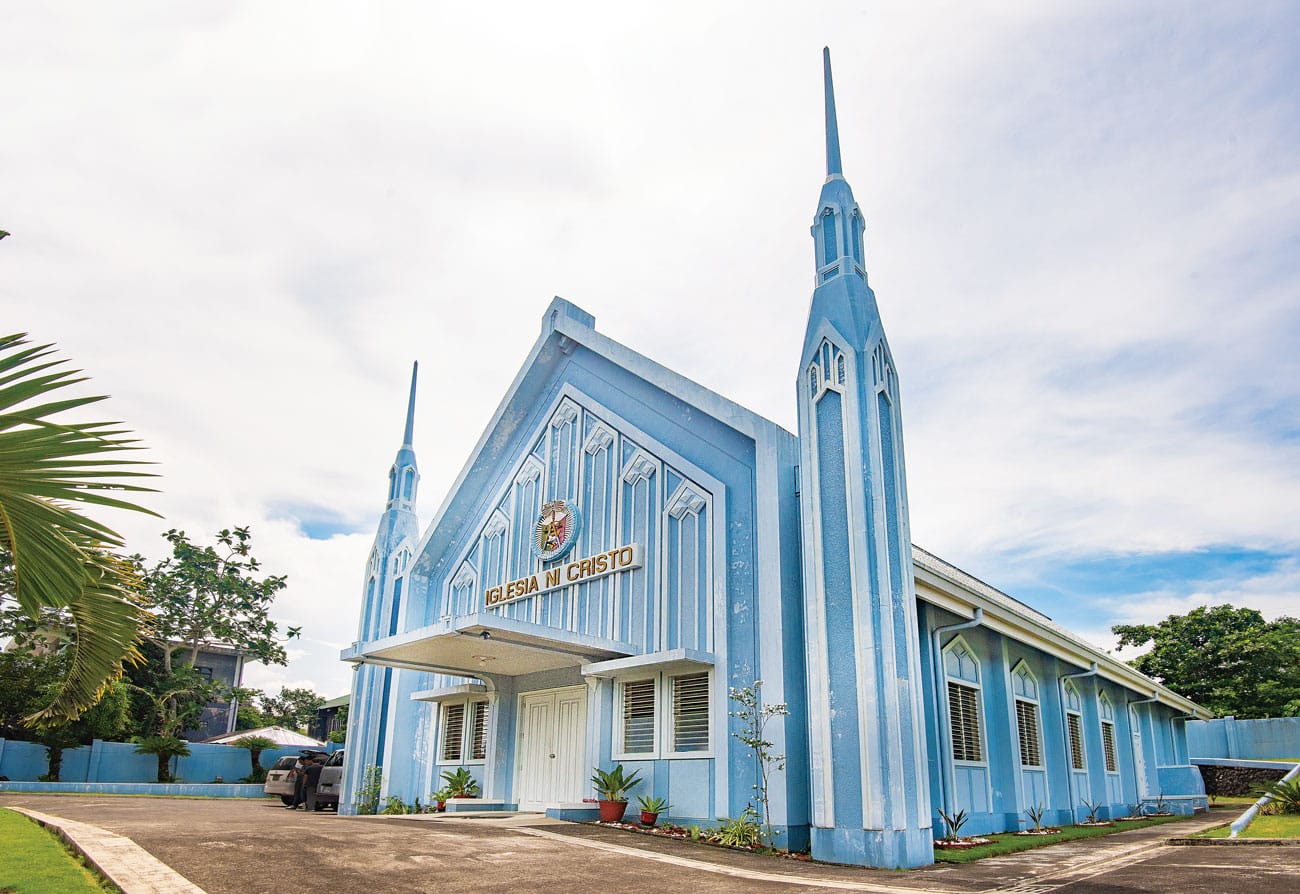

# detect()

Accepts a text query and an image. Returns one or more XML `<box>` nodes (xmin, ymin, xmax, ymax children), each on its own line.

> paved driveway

<box><xmin>1</xmin><ymin>795</ymin><xmax>1293</xmax><ymax>894</ymax></box>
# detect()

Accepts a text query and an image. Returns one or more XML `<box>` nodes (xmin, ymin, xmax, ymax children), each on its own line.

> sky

<box><xmin>3</xmin><ymin>2</ymin><xmax>1298</xmax><ymax>704</ymax></box>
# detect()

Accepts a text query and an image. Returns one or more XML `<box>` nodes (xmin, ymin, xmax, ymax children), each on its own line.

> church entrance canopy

<box><xmin>341</xmin><ymin>612</ymin><xmax>634</xmax><ymax>678</ymax></box>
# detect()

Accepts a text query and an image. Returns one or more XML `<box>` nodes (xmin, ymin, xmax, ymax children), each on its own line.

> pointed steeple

<box><xmin>823</xmin><ymin>47</ymin><xmax>842</xmax><ymax>177</ymax></box>
<box><xmin>796</xmin><ymin>49</ymin><xmax>933</xmax><ymax>869</ymax></box>
<box><xmin>384</xmin><ymin>363</ymin><xmax>420</xmax><ymax>514</ymax></box>
<box><xmin>806</xmin><ymin>48</ymin><xmax>875</xmax><ymax>352</ymax></box>
<box><xmin>402</xmin><ymin>361</ymin><xmax>418</xmax><ymax>448</ymax></box>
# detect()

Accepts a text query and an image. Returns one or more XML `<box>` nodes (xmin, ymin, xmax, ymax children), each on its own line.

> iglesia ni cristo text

<box><xmin>340</xmin><ymin>49</ymin><xmax>1210</xmax><ymax>869</ymax></box>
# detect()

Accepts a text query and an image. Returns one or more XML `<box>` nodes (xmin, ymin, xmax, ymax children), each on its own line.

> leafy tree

<box><xmin>0</xmin><ymin>334</ymin><xmax>157</xmax><ymax>723</ymax></box>
<box><xmin>0</xmin><ymin>559</ymin><xmax>132</xmax><ymax>779</ymax></box>
<box><xmin>326</xmin><ymin>704</ymin><xmax>348</xmax><ymax>744</ymax></box>
<box><xmin>133</xmin><ymin>735</ymin><xmax>191</xmax><ymax>783</ymax></box>
<box><xmin>36</xmin><ymin>678</ymin><xmax>131</xmax><ymax>781</ymax></box>
<box><xmin>1113</xmin><ymin>605</ymin><xmax>1300</xmax><ymax>719</ymax></box>
<box><xmin>137</xmin><ymin>527</ymin><xmax>297</xmax><ymax>676</ymax></box>
<box><xmin>260</xmin><ymin>686</ymin><xmax>324</xmax><ymax>732</ymax></box>
<box><xmin>129</xmin><ymin>527</ymin><xmax>299</xmax><ymax>736</ymax></box>
<box><xmin>231</xmin><ymin>687</ymin><xmax>267</xmax><ymax>731</ymax></box>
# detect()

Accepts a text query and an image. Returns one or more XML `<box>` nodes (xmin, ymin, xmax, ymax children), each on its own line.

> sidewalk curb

<box><xmin>1167</xmin><ymin>836</ymin><xmax>1300</xmax><ymax>846</ymax></box>
<box><xmin>10</xmin><ymin>806</ymin><xmax>208</xmax><ymax>894</ymax></box>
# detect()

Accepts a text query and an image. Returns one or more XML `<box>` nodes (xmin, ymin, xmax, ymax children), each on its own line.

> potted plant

<box><xmin>431</xmin><ymin>786</ymin><xmax>451</xmax><ymax>812</ymax></box>
<box><xmin>441</xmin><ymin>767</ymin><xmax>481</xmax><ymax>799</ymax></box>
<box><xmin>590</xmin><ymin>763</ymin><xmax>643</xmax><ymax>823</ymax></box>
<box><xmin>637</xmin><ymin>794</ymin><xmax>670</xmax><ymax>827</ymax></box>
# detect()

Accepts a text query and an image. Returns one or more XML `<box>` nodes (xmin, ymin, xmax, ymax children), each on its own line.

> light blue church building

<box><xmin>340</xmin><ymin>50</ymin><xmax>1209</xmax><ymax>868</ymax></box>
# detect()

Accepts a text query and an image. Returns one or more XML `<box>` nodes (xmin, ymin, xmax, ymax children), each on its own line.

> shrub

<box><xmin>716</xmin><ymin>806</ymin><xmax>763</xmax><ymax>849</ymax></box>
<box><xmin>1256</xmin><ymin>778</ymin><xmax>1300</xmax><ymax>815</ymax></box>
<box><xmin>937</xmin><ymin>807</ymin><xmax>969</xmax><ymax>841</ymax></box>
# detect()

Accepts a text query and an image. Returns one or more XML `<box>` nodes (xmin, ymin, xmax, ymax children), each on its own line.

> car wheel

<box><xmin>280</xmin><ymin>796</ymin><xmax>295</xmax><ymax>806</ymax></box>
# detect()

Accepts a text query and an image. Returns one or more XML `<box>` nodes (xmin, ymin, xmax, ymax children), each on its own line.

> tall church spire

<box><xmin>824</xmin><ymin>47</ymin><xmax>842</xmax><ymax>177</ymax></box>
<box><xmin>796</xmin><ymin>48</ymin><xmax>933</xmax><ymax>870</ymax></box>
<box><xmin>385</xmin><ymin>363</ymin><xmax>420</xmax><ymax>514</ymax></box>
<box><xmin>402</xmin><ymin>361</ymin><xmax>418</xmax><ymax>448</ymax></box>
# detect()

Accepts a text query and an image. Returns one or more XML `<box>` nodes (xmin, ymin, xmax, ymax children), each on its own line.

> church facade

<box><xmin>339</xmin><ymin>50</ymin><xmax>1209</xmax><ymax>869</ymax></box>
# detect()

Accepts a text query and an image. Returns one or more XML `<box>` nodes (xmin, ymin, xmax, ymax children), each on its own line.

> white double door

<box><xmin>515</xmin><ymin>685</ymin><xmax>588</xmax><ymax>812</ymax></box>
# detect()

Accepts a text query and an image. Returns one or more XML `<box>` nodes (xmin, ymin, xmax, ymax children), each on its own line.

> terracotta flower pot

<box><xmin>640</xmin><ymin>811</ymin><xmax>659</xmax><ymax>827</ymax></box>
<box><xmin>598</xmin><ymin>799</ymin><xmax>628</xmax><ymax>823</ymax></box>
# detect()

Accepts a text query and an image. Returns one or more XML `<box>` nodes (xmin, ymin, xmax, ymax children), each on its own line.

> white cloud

<box><xmin>3</xmin><ymin>3</ymin><xmax>1297</xmax><ymax>697</ymax></box>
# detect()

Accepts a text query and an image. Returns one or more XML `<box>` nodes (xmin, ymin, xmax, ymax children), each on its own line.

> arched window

<box><xmin>1098</xmin><ymin>692</ymin><xmax>1118</xmax><ymax>773</ymax></box>
<box><xmin>943</xmin><ymin>636</ymin><xmax>984</xmax><ymax>763</ymax></box>
<box><xmin>1063</xmin><ymin>680</ymin><xmax>1086</xmax><ymax>770</ymax></box>
<box><xmin>1011</xmin><ymin>661</ymin><xmax>1043</xmax><ymax>767</ymax></box>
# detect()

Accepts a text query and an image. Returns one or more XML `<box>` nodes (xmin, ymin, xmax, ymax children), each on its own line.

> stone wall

<box><xmin>1198</xmin><ymin>764</ymin><xmax>1287</xmax><ymax>798</ymax></box>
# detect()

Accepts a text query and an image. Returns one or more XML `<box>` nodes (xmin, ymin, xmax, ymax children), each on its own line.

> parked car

<box><xmin>263</xmin><ymin>750</ymin><xmax>328</xmax><ymax>805</ymax></box>
<box><xmin>313</xmin><ymin>749</ymin><xmax>345</xmax><ymax>810</ymax></box>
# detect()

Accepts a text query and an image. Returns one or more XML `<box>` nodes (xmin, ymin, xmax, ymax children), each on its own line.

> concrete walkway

<box><xmin>11</xmin><ymin>806</ymin><xmax>207</xmax><ymax>894</ymax></box>
<box><xmin>1</xmin><ymin>796</ymin><xmax>1289</xmax><ymax>894</ymax></box>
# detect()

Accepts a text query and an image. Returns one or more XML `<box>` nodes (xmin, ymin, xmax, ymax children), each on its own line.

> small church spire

<box><xmin>402</xmin><ymin>361</ymin><xmax>418</xmax><ymax>448</ymax></box>
<box><xmin>823</xmin><ymin>47</ymin><xmax>842</xmax><ymax>177</ymax></box>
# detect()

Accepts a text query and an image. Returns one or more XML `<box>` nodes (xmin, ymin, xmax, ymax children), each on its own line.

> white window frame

<box><xmin>611</xmin><ymin>668</ymin><xmax>714</xmax><ymax>761</ymax></box>
<box><xmin>1010</xmin><ymin>660</ymin><xmax>1043</xmax><ymax>769</ymax></box>
<box><xmin>942</xmin><ymin>636</ymin><xmax>987</xmax><ymax>766</ymax></box>
<box><xmin>437</xmin><ymin>699</ymin><xmax>489</xmax><ymax>766</ymax></box>
<box><xmin>613</xmin><ymin>677</ymin><xmax>659</xmax><ymax>760</ymax></box>
<box><xmin>1098</xmin><ymin>692</ymin><xmax>1119</xmax><ymax>775</ymax></box>
<box><xmin>1062</xmin><ymin>679</ymin><xmax>1086</xmax><ymax>771</ymax></box>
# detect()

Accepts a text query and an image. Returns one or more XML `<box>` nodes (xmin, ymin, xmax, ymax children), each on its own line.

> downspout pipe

<box><xmin>931</xmin><ymin>607</ymin><xmax>984</xmax><ymax>815</ymax></box>
<box><xmin>1059</xmin><ymin>661</ymin><xmax>1099</xmax><ymax>824</ymax></box>
<box><xmin>1127</xmin><ymin>692</ymin><xmax>1160</xmax><ymax>805</ymax></box>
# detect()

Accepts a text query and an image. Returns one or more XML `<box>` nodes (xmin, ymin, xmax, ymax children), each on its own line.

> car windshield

<box><xmin>326</xmin><ymin>751</ymin><xmax>345</xmax><ymax>767</ymax></box>
<box><xmin>271</xmin><ymin>757</ymin><xmax>296</xmax><ymax>770</ymax></box>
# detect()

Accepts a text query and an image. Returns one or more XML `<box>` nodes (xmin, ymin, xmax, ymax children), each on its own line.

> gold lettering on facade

<box><xmin>484</xmin><ymin>543</ymin><xmax>643</xmax><ymax>608</ymax></box>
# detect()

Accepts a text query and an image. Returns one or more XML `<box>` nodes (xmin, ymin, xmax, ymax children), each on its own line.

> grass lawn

<box><xmin>933</xmin><ymin>815</ymin><xmax>1187</xmax><ymax>863</ymax></box>
<box><xmin>1209</xmin><ymin>795</ymin><xmax>1261</xmax><ymax>808</ymax></box>
<box><xmin>0</xmin><ymin>808</ymin><xmax>116</xmax><ymax>893</ymax></box>
<box><xmin>1199</xmin><ymin>814</ymin><xmax>1300</xmax><ymax>839</ymax></box>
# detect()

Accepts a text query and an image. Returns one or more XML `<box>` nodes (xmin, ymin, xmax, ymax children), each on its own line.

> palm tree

<box><xmin>133</xmin><ymin>734</ymin><xmax>192</xmax><ymax>782</ymax></box>
<box><xmin>0</xmin><ymin>333</ymin><xmax>158</xmax><ymax>723</ymax></box>
<box><xmin>231</xmin><ymin>734</ymin><xmax>276</xmax><ymax>783</ymax></box>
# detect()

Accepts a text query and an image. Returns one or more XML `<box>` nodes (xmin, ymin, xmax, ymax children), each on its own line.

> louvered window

<box><xmin>1101</xmin><ymin>720</ymin><xmax>1117</xmax><ymax>772</ymax></box>
<box><xmin>947</xmin><ymin>682</ymin><xmax>982</xmax><ymax>762</ymax></box>
<box><xmin>671</xmin><ymin>673</ymin><xmax>709</xmax><ymax>753</ymax></box>
<box><xmin>1015</xmin><ymin>698</ymin><xmax>1042</xmax><ymax>766</ymax></box>
<box><xmin>1067</xmin><ymin>713</ymin><xmax>1086</xmax><ymax>770</ymax></box>
<box><xmin>621</xmin><ymin>679</ymin><xmax>656</xmax><ymax>754</ymax></box>
<box><xmin>441</xmin><ymin>703</ymin><xmax>465</xmax><ymax>763</ymax></box>
<box><xmin>469</xmin><ymin>701</ymin><xmax>489</xmax><ymax>761</ymax></box>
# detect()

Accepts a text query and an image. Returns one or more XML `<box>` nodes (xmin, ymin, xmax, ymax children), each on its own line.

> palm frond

<box><xmin>0</xmin><ymin>332</ymin><xmax>159</xmax><ymax>722</ymax></box>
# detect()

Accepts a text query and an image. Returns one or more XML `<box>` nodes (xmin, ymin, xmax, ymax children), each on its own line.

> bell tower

<box><xmin>796</xmin><ymin>48</ymin><xmax>933</xmax><ymax>868</ymax></box>
<box><xmin>341</xmin><ymin>362</ymin><xmax>422</xmax><ymax>813</ymax></box>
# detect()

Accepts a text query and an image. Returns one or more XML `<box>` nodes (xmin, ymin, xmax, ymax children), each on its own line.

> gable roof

<box><xmin>413</xmin><ymin>297</ymin><xmax>794</xmax><ymax>580</ymax></box>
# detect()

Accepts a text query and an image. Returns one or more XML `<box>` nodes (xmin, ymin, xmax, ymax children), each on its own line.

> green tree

<box><xmin>260</xmin><ymin>686</ymin><xmax>324</xmax><ymax>732</ymax></box>
<box><xmin>131</xmin><ymin>527</ymin><xmax>299</xmax><ymax>736</ymax></box>
<box><xmin>231</xmin><ymin>687</ymin><xmax>267</xmax><ymax>731</ymax></box>
<box><xmin>230</xmin><ymin>734</ymin><xmax>275</xmax><ymax>783</ymax></box>
<box><xmin>138</xmin><ymin>527</ymin><xmax>297</xmax><ymax>676</ymax></box>
<box><xmin>0</xmin><ymin>334</ymin><xmax>157</xmax><ymax>723</ymax></box>
<box><xmin>1113</xmin><ymin>604</ymin><xmax>1300</xmax><ymax>719</ymax></box>
<box><xmin>132</xmin><ymin>735</ymin><xmax>191</xmax><ymax>783</ymax></box>
<box><xmin>0</xmin><ymin>556</ymin><xmax>132</xmax><ymax>779</ymax></box>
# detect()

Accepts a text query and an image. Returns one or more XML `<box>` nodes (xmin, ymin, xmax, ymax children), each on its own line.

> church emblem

<box><xmin>532</xmin><ymin>499</ymin><xmax>582</xmax><ymax>561</ymax></box>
